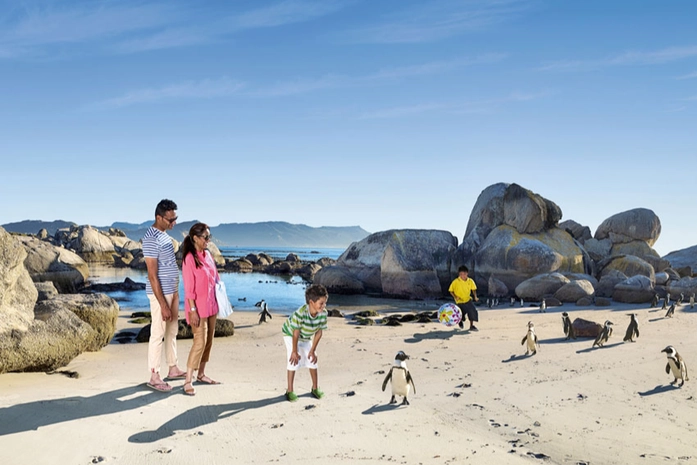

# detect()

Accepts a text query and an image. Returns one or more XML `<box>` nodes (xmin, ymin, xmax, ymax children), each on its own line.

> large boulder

<box><xmin>298</xmin><ymin>263</ymin><xmax>322</xmax><ymax>281</ymax></box>
<box><xmin>663</xmin><ymin>245</ymin><xmax>697</xmax><ymax>272</ymax></box>
<box><xmin>0</xmin><ymin>228</ymin><xmax>37</xmax><ymax>335</ymax></box>
<box><xmin>572</xmin><ymin>318</ymin><xmax>602</xmax><ymax>338</ymax></box>
<box><xmin>16</xmin><ymin>235</ymin><xmax>89</xmax><ymax>292</ymax></box>
<box><xmin>515</xmin><ymin>272</ymin><xmax>570</xmax><ymax>301</ymax></box>
<box><xmin>554</xmin><ymin>279</ymin><xmax>595</xmax><ymax>303</ymax></box>
<box><xmin>583</xmin><ymin>238</ymin><xmax>612</xmax><ymax>263</ymax></box>
<box><xmin>225</xmin><ymin>258</ymin><xmax>253</xmax><ymax>272</ymax></box>
<box><xmin>206</xmin><ymin>242</ymin><xmax>225</xmax><ymax>267</ymax></box>
<box><xmin>666</xmin><ymin>277</ymin><xmax>697</xmax><ymax>299</ymax></box>
<box><xmin>613</xmin><ymin>275</ymin><xmax>655</xmax><ymax>303</ymax></box>
<box><xmin>594</xmin><ymin>208</ymin><xmax>661</xmax><ymax>247</ymax></box>
<box><xmin>487</xmin><ymin>275</ymin><xmax>509</xmax><ymax>297</ymax></box>
<box><xmin>475</xmin><ymin>226</ymin><xmax>586</xmax><ymax>294</ymax></box>
<box><xmin>313</xmin><ymin>266</ymin><xmax>365</xmax><ymax>294</ymax></box>
<box><xmin>34</xmin><ymin>294</ymin><xmax>119</xmax><ymax>351</ymax></box>
<box><xmin>502</xmin><ymin>184</ymin><xmax>562</xmax><ymax>235</ymax></box>
<box><xmin>611</xmin><ymin>241</ymin><xmax>670</xmax><ymax>272</ymax></box>
<box><xmin>596</xmin><ymin>270</ymin><xmax>628</xmax><ymax>298</ymax></box>
<box><xmin>559</xmin><ymin>220</ymin><xmax>592</xmax><ymax>244</ymax></box>
<box><xmin>598</xmin><ymin>255</ymin><xmax>655</xmax><ymax>282</ymax></box>
<box><xmin>73</xmin><ymin>225</ymin><xmax>117</xmax><ymax>262</ymax></box>
<box><xmin>379</xmin><ymin>230</ymin><xmax>457</xmax><ymax>299</ymax></box>
<box><xmin>0</xmin><ymin>307</ymin><xmax>96</xmax><ymax>373</ymax></box>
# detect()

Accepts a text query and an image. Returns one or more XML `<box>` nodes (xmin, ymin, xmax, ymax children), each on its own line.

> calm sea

<box><xmin>88</xmin><ymin>246</ymin><xmax>344</xmax><ymax>315</ymax></box>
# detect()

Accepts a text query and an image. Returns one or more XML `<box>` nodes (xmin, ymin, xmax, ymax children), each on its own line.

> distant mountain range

<box><xmin>2</xmin><ymin>219</ymin><xmax>370</xmax><ymax>248</ymax></box>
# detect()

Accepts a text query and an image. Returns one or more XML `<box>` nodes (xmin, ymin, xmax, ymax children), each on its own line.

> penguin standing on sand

<box><xmin>521</xmin><ymin>321</ymin><xmax>539</xmax><ymax>355</ymax></box>
<box><xmin>651</xmin><ymin>294</ymin><xmax>659</xmax><ymax>308</ymax></box>
<box><xmin>593</xmin><ymin>320</ymin><xmax>613</xmax><ymax>347</ymax></box>
<box><xmin>382</xmin><ymin>351</ymin><xmax>416</xmax><ymax>405</ymax></box>
<box><xmin>661</xmin><ymin>345</ymin><xmax>689</xmax><ymax>387</ymax></box>
<box><xmin>510</xmin><ymin>297</ymin><xmax>516</xmax><ymax>307</ymax></box>
<box><xmin>562</xmin><ymin>312</ymin><xmax>576</xmax><ymax>340</ymax></box>
<box><xmin>539</xmin><ymin>298</ymin><xmax>547</xmax><ymax>313</ymax></box>
<box><xmin>677</xmin><ymin>293</ymin><xmax>685</xmax><ymax>306</ymax></box>
<box><xmin>661</xmin><ymin>297</ymin><xmax>668</xmax><ymax>311</ymax></box>
<box><xmin>256</xmin><ymin>299</ymin><xmax>272</xmax><ymax>324</ymax></box>
<box><xmin>665</xmin><ymin>302</ymin><xmax>676</xmax><ymax>318</ymax></box>
<box><xmin>690</xmin><ymin>294</ymin><xmax>695</xmax><ymax>309</ymax></box>
<box><xmin>623</xmin><ymin>313</ymin><xmax>639</xmax><ymax>342</ymax></box>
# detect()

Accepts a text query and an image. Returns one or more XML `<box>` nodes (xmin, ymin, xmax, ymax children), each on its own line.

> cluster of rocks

<box><xmin>0</xmin><ymin>227</ymin><xmax>119</xmax><ymax>374</ymax></box>
<box><xmin>314</xmin><ymin>182</ymin><xmax>697</xmax><ymax>305</ymax></box>
<box><xmin>226</xmin><ymin>252</ymin><xmax>335</xmax><ymax>281</ymax></box>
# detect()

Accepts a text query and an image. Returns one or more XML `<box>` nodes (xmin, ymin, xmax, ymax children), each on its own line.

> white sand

<box><xmin>1</xmin><ymin>299</ymin><xmax>696</xmax><ymax>465</ymax></box>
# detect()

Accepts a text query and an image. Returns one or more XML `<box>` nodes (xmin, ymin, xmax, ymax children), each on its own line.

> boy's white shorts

<box><xmin>284</xmin><ymin>336</ymin><xmax>318</xmax><ymax>371</ymax></box>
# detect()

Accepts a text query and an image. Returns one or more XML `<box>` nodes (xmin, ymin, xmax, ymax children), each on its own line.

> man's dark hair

<box><xmin>458</xmin><ymin>265</ymin><xmax>469</xmax><ymax>273</ymax></box>
<box><xmin>155</xmin><ymin>199</ymin><xmax>177</xmax><ymax>218</ymax></box>
<box><xmin>305</xmin><ymin>284</ymin><xmax>328</xmax><ymax>303</ymax></box>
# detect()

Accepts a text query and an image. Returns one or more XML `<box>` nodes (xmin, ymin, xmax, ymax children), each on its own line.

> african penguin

<box><xmin>510</xmin><ymin>297</ymin><xmax>516</xmax><ymax>307</ymax></box>
<box><xmin>539</xmin><ymin>298</ymin><xmax>547</xmax><ymax>313</ymax></box>
<box><xmin>623</xmin><ymin>313</ymin><xmax>639</xmax><ymax>342</ymax></box>
<box><xmin>661</xmin><ymin>297</ymin><xmax>667</xmax><ymax>310</ymax></box>
<box><xmin>257</xmin><ymin>300</ymin><xmax>272</xmax><ymax>324</ymax></box>
<box><xmin>521</xmin><ymin>321</ymin><xmax>539</xmax><ymax>355</ymax></box>
<box><xmin>382</xmin><ymin>351</ymin><xmax>416</xmax><ymax>405</ymax></box>
<box><xmin>520</xmin><ymin>298</ymin><xmax>524</xmax><ymax>307</ymax></box>
<box><xmin>592</xmin><ymin>320</ymin><xmax>613</xmax><ymax>348</ymax></box>
<box><xmin>691</xmin><ymin>294</ymin><xmax>695</xmax><ymax>309</ymax></box>
<box><xmin>661</xmin><ymin>345</ymin><xmax>689</xmax><ymax>387</ymax></box>
<box><xmin>665</xmin><ymin>302</ymin><xmax>676</xmax><ymax>318</ymax></box>
<box><xmin>651</xmin><ymin>294</ymin><xmax>659</xmax><ymax>308</ymax></box>
<box><xmin>677</xmin><ymin>293</ymin><xmax>685</xmax><ymax>306</ymax></box>
<box><xmin>562</xmin><ymin>312</ymin><xmax>576</xmax><ymax>340</ymax></box>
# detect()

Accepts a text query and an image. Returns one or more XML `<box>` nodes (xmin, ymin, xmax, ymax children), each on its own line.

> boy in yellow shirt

<box><xmin>448</xmin><ymin>266</ymin><xmax>479</xmax><ymax>331</ymax></box>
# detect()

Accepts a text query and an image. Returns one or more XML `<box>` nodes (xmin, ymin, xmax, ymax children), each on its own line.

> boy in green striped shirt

<box><xmin>282</xmin><ymin>284</ymin><xmax>329</xmax><ymax>402</ymax></box>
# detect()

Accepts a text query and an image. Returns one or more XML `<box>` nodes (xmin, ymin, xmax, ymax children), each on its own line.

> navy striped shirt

<box><xmin>142</xmin><ymin>226</ymin><xmax>180</xmax><ymax>295</ymax></box>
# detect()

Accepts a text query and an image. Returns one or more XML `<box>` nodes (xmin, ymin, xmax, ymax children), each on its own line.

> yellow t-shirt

<box><xmin>449</xmin><ymin>277</ymin><xmax>477</xmax><ymax>304</ymax></box>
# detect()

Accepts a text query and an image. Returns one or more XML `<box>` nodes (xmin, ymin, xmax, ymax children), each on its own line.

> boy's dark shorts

<box><xmin>457</xmin><ymin>301</ymin><xmax>478</xmax><ymax>323</ymax></box>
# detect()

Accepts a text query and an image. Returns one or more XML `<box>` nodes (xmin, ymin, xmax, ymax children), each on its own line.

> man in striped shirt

<box><xmin>282</xmin><ymin>284</ymin><xmax>329</xmax><ymax>402</ymax></box>
<box><xmin>143</xmin><ymin>199</ymin><xmax>186</xmax><ymax>392</ymax></box>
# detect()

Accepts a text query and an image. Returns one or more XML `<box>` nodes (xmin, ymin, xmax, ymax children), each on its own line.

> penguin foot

<box><xmin>389</xmin><ymin>396</ymin><xmax>397</xmax><ymax>404</ymax></box>
<box><xmin>670</xmin><ymin>379</ymin><xmax>677</xmax><ymax>385</ymax></box>
<box><xmin>401</xmin><ymin>398</ymin><xmax>410</xmax><ymax>406</ymax></box>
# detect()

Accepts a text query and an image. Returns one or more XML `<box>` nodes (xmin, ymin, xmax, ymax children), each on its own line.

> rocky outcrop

<box><xmin>611</xmin><ymin>241</ymin><xmax>670</xmax><ymax>272</ymax></box>
<box><xmin>74</xmin><ymin>225</ymin><xmax>117</xmax><ymax>262</ymax></box>
<box><xmin>16</xmin><ymin>235</ymin><xmax>89</xmax><ymax>292</ymax></box>
<box><xmin>595</xmin><ymin>208</ymin><xmax>661</xmax><ymax>247</ymax></box>
<box><xmin>554</xmin><ymin>279</ymin><xmax>595</xmax><ymax>303</ymax></box>
<box><xmin>559</xmin><ymin>220</ymin><xmax>592</xmax><ymax>244</ymax></box>
<box><xmin>612</xmin><ymin>275</ymin><xmax>655</xmax><ymax>303</ymax></box>
<box><xmin>598</xmin><ymin>255</ymin><xmax>655</xmax><ymax>282</ymax></box>
<box><xmin>596</xmin><ymin>270</ymin><xmax>628</xmax><ymax>298</ymax></box>
<box><xmin>206</xmin><ymin>242</ymin><xmax>225</xmax><ymax>267</ymax></box>
<box><xmin>515</xmin><ymin>273</ymin><xmax>570</xmax><ymax>301</ymax></box>
<box><xmin>666</xmin><ymin>277</ymin><xmax>697</xmax><ymax>299</ymax></box>
<box><xmin>34</xmin><ymin>294</ymin><xmax>119</xmax><ymax>351</ymax></box>
<box><xmin>663</xmin><ymin>245</ymin><xmax>697</xmax><ymax>272</ymax></box>
<box><xmin>315</xmin><ymin>230</ymin><xmax>457</xmax><ymax>298</ymax></box>
<box><xmin>0</xmin><ymin>228</ymin><xmax>37</xmax><ymax>335</ymax></box>
<box><xmin>225</xmin><ymin>258</ymin><xmax>253</xmax><ymax>272</ymax></box>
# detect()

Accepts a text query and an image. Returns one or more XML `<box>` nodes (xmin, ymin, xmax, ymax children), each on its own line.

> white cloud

<box><xmin>340</xmin><ymin>0</ymin><xmax>532</xmax><ymax>44</ymax></box>
<box><xmin>90</xmin><ymin>77</ymin><xmax>245</xmax><ymax>109</ymax></box>
<box><xmin>676</xmin><ymin>71</ymin><xmax>697</xmax><ymax>80</ymax></box>
<box><xmin>540</xmin><ymin>45</ymin><xmax>697</xmax><ymax>72</ymax></box>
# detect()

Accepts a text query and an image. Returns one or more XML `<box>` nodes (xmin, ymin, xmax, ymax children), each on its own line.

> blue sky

<box><xmin>1</xmin><ymin>0</ymin><xmax>695</xmax><ymax>256</ymax></box>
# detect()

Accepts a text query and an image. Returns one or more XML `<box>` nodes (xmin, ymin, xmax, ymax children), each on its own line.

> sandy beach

<box><xmin>1</xmin><ymin>298</ymin><xmax>696</xmax><ymax>465</ymax></box>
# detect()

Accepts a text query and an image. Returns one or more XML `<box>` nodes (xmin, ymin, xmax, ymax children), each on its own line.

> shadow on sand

<box><xmin>501</xmin><ymin>354</ymin><xmax>534</xmax><ymax>363</ymax></box>
<box><xmin>361</xmin><ymin>403</ymin><xmax>404</xmax><ymax>415</ymax></box>
<box><xmin>638</xmin><ymin>384</ymin><xmax>680</xmax><ymax>396</ymax></box>
<box><xmin>0</xmin><ymin>384</ymin><xmax>171</xmax><ymax>436</ymax></box>
<box><xmin>128</xmin><ymin>395</ymin><xmax>286</xmax><ymax>443</ymax></box>
<box><xmin>404</xmin><ymin>329</ymin><xmax>465</xmax><ymax>343</ymax></box>
<box><xmin>575</xmin><ymin>342</ymin><xmax>623</xmax><ymax>354</ymax></box>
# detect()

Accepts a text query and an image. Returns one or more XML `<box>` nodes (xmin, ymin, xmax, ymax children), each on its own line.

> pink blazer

<box><xmin>182</xmin><ymin>250</ymin><xmax>219</xmax><ymax>323</ymax></box>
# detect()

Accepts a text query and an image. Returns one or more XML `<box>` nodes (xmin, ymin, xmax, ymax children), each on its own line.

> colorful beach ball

<box><xmin>438</xmin><ymin>303</ymin><xmax>462</xmax><ymax>327</ymax></box>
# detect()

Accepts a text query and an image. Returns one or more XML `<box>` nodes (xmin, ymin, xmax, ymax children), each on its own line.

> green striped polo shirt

<box><xmin>282</xmin><ymin>304</ymin><xmax>328</xmax><ymax>341</ymax></box>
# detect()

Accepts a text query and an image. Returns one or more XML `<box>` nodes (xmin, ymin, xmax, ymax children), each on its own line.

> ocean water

<box><xmin>89</xmin><ymin>247</ymin><xmax>344</xmax><ymax>315</ymax></box>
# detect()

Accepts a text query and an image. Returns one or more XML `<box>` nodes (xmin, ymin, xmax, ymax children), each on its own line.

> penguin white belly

<box><xmin>391</xmin><ymin>368</ymin><xmax>411</xmax><ymax>397</ymax></box>
<box><xmin>669</xmin><ymin>360</ymin><xmax>683</xmax><ymax>379</ymax></box>
<box><xmin>526</xmin><ymin>334</ymin><xmax>536</xmax><ymax>353</ymax></box>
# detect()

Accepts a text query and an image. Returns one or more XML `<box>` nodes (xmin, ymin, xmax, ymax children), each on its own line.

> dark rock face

<box><xmin>572</xmin><ymin>318</ymin><xmax>602</xmax><ymax>338</ymax></box>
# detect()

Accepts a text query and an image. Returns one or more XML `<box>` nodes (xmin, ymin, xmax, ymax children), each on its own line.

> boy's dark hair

<box><xmin>155</xmin><ymin>199</ymin><xmax>178</xmax><ymax>218</ymax></box>
<box><xmin>458</xmin><ymin>265</ymin><xmax>469</xmax><ymax>273</ymax></box>
<box><xmin>305</xmin><ymin>284</ymin><xmax>328</xmax><ymax>303</ymax></box>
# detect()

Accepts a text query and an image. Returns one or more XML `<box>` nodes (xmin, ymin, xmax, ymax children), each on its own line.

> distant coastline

<box><xmin>1</xmin><ymin>219</ymin><xmax>370</xmax><ymax>249</ymax></box>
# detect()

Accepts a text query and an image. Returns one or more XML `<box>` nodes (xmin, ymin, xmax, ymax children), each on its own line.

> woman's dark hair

<box><xmin>181</xmin><ymin>222</ymin><xmax>210</xmax><ymax>268</ymax></box>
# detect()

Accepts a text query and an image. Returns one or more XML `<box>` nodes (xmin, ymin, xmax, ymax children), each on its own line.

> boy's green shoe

<box><xmin>311</xmin><ymin>388</ymin><xmax>324</xmax><ymax>399</ymax></box>
<box><xmin>285</xmin><ymin>391</ymin><xmax>298</xmax><ymax>402</ymax></box>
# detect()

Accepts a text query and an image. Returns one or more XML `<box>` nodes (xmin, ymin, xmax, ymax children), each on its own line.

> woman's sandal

<box><xmin>196</xmin><ymin>375</ymin><xmax>221</xmax><ymax>385</ymax></box>
<box><xmin>183</xmin><ymin>382</ymin><xmax>196</xmax><ymax>396</ymax></box>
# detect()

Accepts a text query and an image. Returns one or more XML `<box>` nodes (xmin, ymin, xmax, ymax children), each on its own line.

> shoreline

<box><xmin>1</xmin><ymin>302</ymin><xmax>696</xmax><ymax>464</ymax></box>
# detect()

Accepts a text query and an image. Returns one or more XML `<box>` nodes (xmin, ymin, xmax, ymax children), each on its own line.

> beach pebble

<box><xmin>305</xmin><ymin>405</ymin><xmax>316</xmax><ymax>410</ymax></box>
<box><xmin>91</xmin><ymin>456</ymin><xmax>106</xmax><ymax>463</ymax></box>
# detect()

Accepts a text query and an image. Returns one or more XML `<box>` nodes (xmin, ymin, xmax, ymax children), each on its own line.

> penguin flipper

<box><xmin>666</xmin><ymin>363</ymin><xmax>671</xmax><ymax>375</ymax></box>
<box><xmin>521</xmin><ymin>336</ymin><xmax>527</xmax><ymax>345</ymax></box>
<box><xmin>635</xmin><ymin>327</ymin><xmax>639</xmax><ymax>337</ymax></box>
<box><xmin>382</xmin><ymin>370</ymin><xmax>393</xmax><ymax>392</ymax></box>
<box><xmin>406</xmin><ymin>372</ymin><xmax>416</xmax><ymax>395</ymax></box>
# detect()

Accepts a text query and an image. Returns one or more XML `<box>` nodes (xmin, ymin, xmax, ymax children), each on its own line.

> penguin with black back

<box><xmin>562</xmin><ymin>312</ymin><xmax>576</xmax><ymax>340</ymax></box>
<box><xmin>539</xmin><ymin>298</ymin><xmax>547</xmax><ymax>313</ymax></box>
<box><xmin>593</xmin><ymin>320</ymin><xmax>613</xmax><ymax>347</ymax></box>
<box><xmin>257</xmin><ymin>299</ymin><xmax>272</xmax><ymax>324</ymax></box>
<box><xmin>623</xmin><ymin>313</ymin><xmax>639</xmax><ymax>342</ymax></box>
<box><xmin>521</xmin><ymin>321</ymin><xmax>539</xmax><ymax>355</ymax></box>
<box><xmin>665</xmin><ymin>302</ymin><xmax>676</xmax><ymax>318</ymax></box>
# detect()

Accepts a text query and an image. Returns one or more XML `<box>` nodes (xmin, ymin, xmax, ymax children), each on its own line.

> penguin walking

<box><xmin>510</xmin><ymin>297</ymin><xmax>516</xmax><ymax>307</ymax></box>
<box><xmin>562</xmin><ymin>312</ymin><xmax>576</xmax><ymax>340</ymax></box>
<box><xmin>521</xmin><ymin>321</ymin><xmax>539</xmax><ymax>355</ymax></box>
<box><xmin>623</xmin><ymin>314</ymin><xmax>639</xmax><ymax>342</ymax></box>
<box><xmin>539</xmin><ymin>298</ymin><xmax>547</xmax><ymax>313</ymax></box>
<box><xmin>667</xmin><ymin>293</ymin><xmax>671</xmax><ymax>305</ymax></box>
<box><xmin>650</xmin><ymin>294</ymin><xmax>659</xmax><ymax>308</ymax></box>
<box><xmin>661</xmin><ymin>345</ymin><xmax>689</xmax><ymax>387</ymax></box>
<box><xmin>593</xmin><ymin>320</ymin><xmax>613</xmax><ymax>347</ymax></box>
<box><xmin>677</xmin><ymin>293</ymin><xmax>685</xmax><ymax>306</ymax></box>
<box><xmin>382</xmin><ymin>351</ymin><xmax>416</xmax><ymax>405</ymax></box>
<box><xmin>661</xmin><ymin>297</ymin><xmax>668</xmax><ymax>311</ymax></box>
<box><xmin>665</xmin><ymin>302</ymin><xmax>676</xmax><ymax>318</ymax></box>
<box><xmin>520</xmin><ymin>298</ymin><xmax>524</xmax><ymax>307</ymax></box>
<box><xmin>257</xmin><ymin>300</ymin><xmax>272</xmax><ymax>324</ymax></box>
<box><xmin>690</xmin><ymin>294</ymin><xmax>695</xmax><ymax>309</ymax></box>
